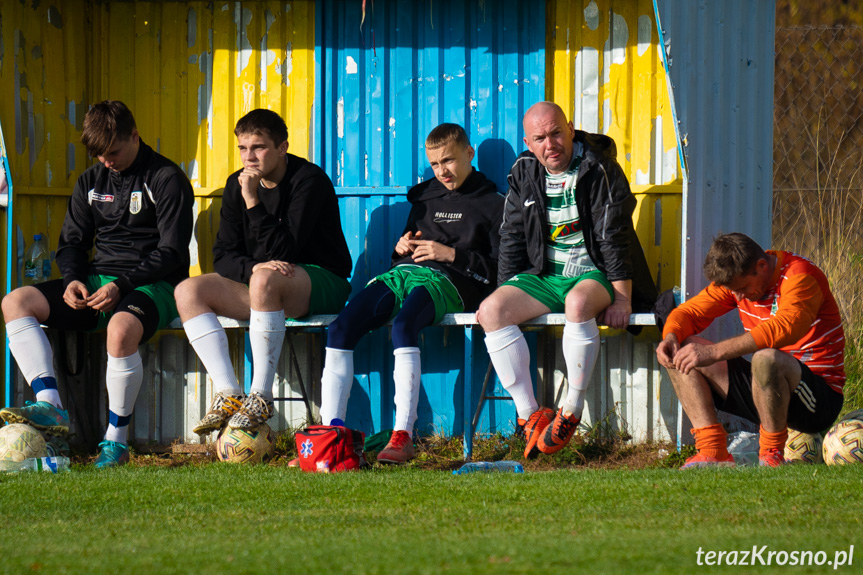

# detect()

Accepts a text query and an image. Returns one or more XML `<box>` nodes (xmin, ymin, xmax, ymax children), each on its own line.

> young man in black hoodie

<box><xmin>476</xmin><ymin>102</ymin><xmax>657</xmax><ymax>459</ymax></box>
<box><xmin>317</xmin><ymin>124</ymin><xmax>503</xmax><ymax>463</ymax></box>
<box><xmin>0</xmin><ymin>101</ymin><xmax>194</xmax><ymax>467</ymax></box>
<box><xmin>176</xmin><ymin>109</ymin><xmax>352</xmax><ymax>435</ymax></box>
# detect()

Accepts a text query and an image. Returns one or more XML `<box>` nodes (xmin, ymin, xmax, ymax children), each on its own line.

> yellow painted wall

<box><xmin>548</xmin><ymin>0</ymin><xmax>682</xmax><ymax>289</ymax></box>
<box><xmin>0</xmin><ymin>0</ymin><xmax>316</xmax><ymax>280</ymax></box>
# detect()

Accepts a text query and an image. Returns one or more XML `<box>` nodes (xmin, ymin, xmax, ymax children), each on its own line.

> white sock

<box><xmin>484</xmin><ymin>325</ymin><xmax>538</xmax><ymax>420</ymax></box>
<box><xmin>104</xmin><ymin>352</ymin><xmax>143</xmax><ymax>444</ymax></box>
<box><xmin>248</xmin><ymin>309</ymin><xmax>286</xmax><ymax>400</ymax></box>
<box><xmin>6</xmin><ymin>317</ymin><xmax>62</xmax><ymax>407</ymax></box>
<box><xmin>183</xmin><ymin>313</ymin><xmax>242</xmax><ymax>395</ymax></box>
<box><xmin>319</xmin><ymin>348</ymin><xmax>353</xmax><ymax>426</ymax></box>
<box><xmin>393</xmin><ymin>347</ymin><xmax>421</xmax><ymax>432</ymax></box>
<box><xmin>104</xmin><ymin>424</ymin><xmax>128</xmax><ymax>445</ymax></box>
<box><xmin>561</xmin><ymin>319</ymin><xmax>600</xmax><ymax>420</ymax></box>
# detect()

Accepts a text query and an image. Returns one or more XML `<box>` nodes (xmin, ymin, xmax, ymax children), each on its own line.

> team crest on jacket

<box><xmin>130</xmin><ymin>191</ymin><xmax>143</xmax><ymax>214</ymax></box>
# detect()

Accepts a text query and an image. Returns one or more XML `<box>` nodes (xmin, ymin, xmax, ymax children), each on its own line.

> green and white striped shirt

<box><xmin>544</xmin><ymin>151</ymin><xmax>598</xmax><ymax>277</ymax></box>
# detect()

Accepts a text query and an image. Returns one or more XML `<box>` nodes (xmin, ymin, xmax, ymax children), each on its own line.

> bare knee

<box><xmin>564</xmin><ymin>290</ymin><xmax>593</xmax><ymax>321</ymax></box>
<box><xmin>106</xmin><ymin>313</ymin><xmax>144</xmax><ymax>357</ymax></box>
<box><xmin>751</xmin><ymin>348</ymin><xmax>795</xmax><ymax>390</ymax></box>
<box><xmin>477</xmin><ymin>295</ymin><xmax>509</xmax><ymax>331</ymax></box>
<box><xmin>175</xmin><ymin>277</ymin><xmax>213</xmax><ymax>319</ymax></box>
<box><xmin>2</xmin><ymin>287</ymin><xmax>47</xmax><ymax>323</ymax></box>
<box><xmin>249</xmin><ymin>268</ymin><xmax>286</xmax><ymax>308</ymax></box>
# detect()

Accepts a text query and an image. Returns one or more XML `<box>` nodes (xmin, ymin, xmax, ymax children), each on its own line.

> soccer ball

<box><xmin>822</xmin><ymin>418</ymin><xmax>863</xmax><ymax>465</ymax></box>
<box><xmin>216</xmin><ymin>424</ymin><xmax>276</xmax><ymax>464</ymax></box>
<box><xmin>0</xmin><ymin>423</ymin><xmax>48</xmax><ymax>462</ymax></box>
<box><xmin>840</xmin><ymin>409</ymin><xmax>863</xmax><ymax>423</ymax></box>
<box><xmin>784</xmin><ymin>429</ymin><xmax>822</xmax><ymax>463</ymax></box>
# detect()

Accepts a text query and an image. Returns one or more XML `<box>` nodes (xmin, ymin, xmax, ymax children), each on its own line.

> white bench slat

<box><xmin>166</xmin><ymin>312</ymin><xmax>655</xmax><ymax>330</ymax></box>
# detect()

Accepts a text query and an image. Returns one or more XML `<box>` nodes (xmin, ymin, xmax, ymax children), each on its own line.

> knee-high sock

<box><xmin>104</xmin><ymin>352</ymin><xmax>143</xmax><ymax>445</ymax></box>
<box><xmin>249</xmin><ymin>309</ymin><xmax>286</xmax><ymax>400</ymax></box>
<box><xmin>319</xmin><ymin>348</ymin><xmax>354</xmax><ymax>426</ymax></box>
<box><xmin>183</xmin><ymin>313</ymin><xmax>242</xmax><ymax>394</ymax></box>
<box><xmin>484</xmin><ymin>325</ymin><xmax>538</xmax><ymax>420</ymax></box>
<box><xmin>6</xmin><ymin>317</ymin><xmax>62</xmax><ymax>408</ymax></box>
<box><xmin>393</xmin><ymin>347</ymin><xmax>421</xmax><ymax>432</ymax></box>
<box><xmin>561</xmin><ymin>319</ymin><xmax>600</xmax><ymax>420</ymax></box>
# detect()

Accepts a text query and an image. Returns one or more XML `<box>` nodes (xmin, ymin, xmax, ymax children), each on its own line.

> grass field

<box><xmin>0</xmin><ymin>463</ymin><xmax>861</xmax><ymax>574</ymax></box>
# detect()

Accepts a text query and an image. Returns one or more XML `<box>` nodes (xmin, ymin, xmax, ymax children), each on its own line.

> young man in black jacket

<box><xmin>0</xmin><ymin>101</ymin><xmax>194</xmax><ymax>467</ymax></box>
<box><xmin>476</xmin><ymin>102</ymin><xmax>657</xmax><ymax>459</ymax></box>
<box><xmin>176</xmin><ymin>109</ymin><xmax>352</xmax><ymax>435</ymax></box>
<box><xmin>317</xmin><ymin>124</ymin><xmax>504</xmax><ymax>463</ymax></box>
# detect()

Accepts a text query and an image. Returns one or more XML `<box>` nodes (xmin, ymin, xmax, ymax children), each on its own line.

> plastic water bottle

<box><xmin>23</xmin><ymin>234</ymin><xmax>51</xmax><ymax>285</ymax></box>
<box><xmin>452</xmin><ymin>461</ymin><xmax>524</xmax><ymax>475</ymax></box>
<box><xmin>0</xmin><ymin>456</ymin><xmax>71</xmax><ymax>473</ymax></box>
<box><xmin>727</xmin><ymin>430</ymin><xmax>759</xmax><ymax>466</ymax></box>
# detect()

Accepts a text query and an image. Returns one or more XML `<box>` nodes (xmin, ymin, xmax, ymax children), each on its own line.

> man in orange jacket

<box><xmin>657</xmin><ymin>233</ymin><xmax>845</xmax><ymax>468</ymax></box>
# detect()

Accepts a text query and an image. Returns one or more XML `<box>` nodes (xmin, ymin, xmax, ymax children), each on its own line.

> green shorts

<box><xmin>298</xmin><ymin>264</ymin><xmax>351</xmax><ymax>316</ymax></box>
<box><xmin>501</xmin><ymin>270</ymin><xmax>614</xmax><ymax>312</ymax></box>
<box><xmin>370</xmin><ymin>265</ymin><xmax>464</xmax><ymax>324</ymax></box>
<box><xmin>87</xmin><ymin>274</ymin><xmax>178</xmax><ymax>331</ymax></box>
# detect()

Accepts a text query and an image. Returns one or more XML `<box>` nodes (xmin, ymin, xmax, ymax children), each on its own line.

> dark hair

<box><xmin>234</xmin><ymin>109</ymin><xmax>288</xmax><ymax>146</ymax></box>
<box><xmin>81</xmin><ymin>101</ymin><xmax>137</xmax><ymax>157</ymax></box>
<box><xmin>425</xmin><ymin>123</ymin><xmax>470</xmax><ymax>150</ymax></box>
<box><xmin>703</xmin><ymin>232</ymin><xmax>768</xmax><ymax>285</ymax></box>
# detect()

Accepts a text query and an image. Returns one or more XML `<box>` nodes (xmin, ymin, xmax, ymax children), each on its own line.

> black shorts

<box><xmin>33</xmin><ymin>279</ymin><xmax>164</xmax><ymax>344</ymax></box>
<box><xmin>713</xmin><ymin>356</ymin><xmax>844</xmax><ymax>433</ymax></box>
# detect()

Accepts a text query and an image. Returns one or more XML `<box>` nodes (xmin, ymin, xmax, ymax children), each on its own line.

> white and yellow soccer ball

<box><xmin>216</xmin><ymin>424</ymin><xmax>276</xmax><ymax>464</ymax></box>
<box><xmin>784</xmin><ymin>429</ymin><xmax>823</xmax><ymax>464</ymax></box>
<box><xmin>0</xmin><ymin>423</ymin><xmax>48</xmax><ymax>462</ymax></box>
<box><xmin>822</xmin><ymin>418</ymin><xmax>863</xmax><ymax>465</ymax></box>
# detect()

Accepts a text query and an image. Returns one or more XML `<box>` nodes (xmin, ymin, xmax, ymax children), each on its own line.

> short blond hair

<box><xmin>425</xmin><ymin>123</ymin><xmax>470</xmax><ymax>150</ymax></box>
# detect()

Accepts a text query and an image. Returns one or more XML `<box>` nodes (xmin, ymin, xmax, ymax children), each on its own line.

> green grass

<box><xmin>1</xmin><ymin>464</ymin><xmax>861</xmax><ymax>574</ymax></box>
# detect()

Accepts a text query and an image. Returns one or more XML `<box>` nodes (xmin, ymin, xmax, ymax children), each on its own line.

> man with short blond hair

<box><xmin>1</xmin><ymin>100</ymin><xmax>194</xmax><ymax>467</ymax></box>
<box><xmin>318</xmin><ymin>123</ymin><xmax>503</xmax><ymax>463</ymax></box>
<box><xmin>476</xmin><ymin>101</ymin><xmax>656</xmax><ymax>459</ymax></box>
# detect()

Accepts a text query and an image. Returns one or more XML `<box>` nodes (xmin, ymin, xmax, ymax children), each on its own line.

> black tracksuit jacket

<box><xmin>499</xmin><ymin>131</ymin><xmax>657</xmax><ymax>313</ymax></box>
<box><xmin>56</xmin><ymin>141</ymin><xmax>194</xmax><ymax>295</ymax></box>
<box><xmin>213</xmin><ymin>154</ymin><xmax>352</xmax><ymax>283</ymax></box>
<box><xmin>390</xmin><ymin>169</ymin><xmax>504</xmax><ymax>312</ymax></box>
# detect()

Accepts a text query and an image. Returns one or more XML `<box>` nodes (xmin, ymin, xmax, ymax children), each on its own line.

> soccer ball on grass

<box><xmin>822</xmin><ymin>418</ymin><xmax>863</xmax><ymax>465</ymax></box>
<box><xmin>784</xmin><ymin>429</ymin><xmax>822</xmax><ymax>464</ymax></box>
<box><xmin>0</xmin><ymin>423</ymin><xmax>48</xmax><ymax>462</ymax></box>
<box><xmin>216</xmin><ymin>424</ymin><xmax>276</xmax><ymax>463</ymax></box>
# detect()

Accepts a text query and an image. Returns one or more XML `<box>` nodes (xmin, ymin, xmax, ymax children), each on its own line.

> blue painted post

<box><xmin>463</xmin><ymin>325</ymin><xmax>474</xmax><ymax>460</ymax></box>
<box><xmin>2</xmin><ymin>125</ymin><xmax>12</xmax><ymax>408</ymax></box>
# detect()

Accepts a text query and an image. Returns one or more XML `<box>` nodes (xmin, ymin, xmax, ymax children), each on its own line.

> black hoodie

<box><xmin>499</xmin><ymin>130</ymin><xmax>657</xmax><ymax>313</ymax></box>
<box><xmin>390</xmin><ymin>169</ymin><xmax>504</xmax><ymax>311</ymax></box>
<box><xmin>213</xmin><ymin>153</ymin><xmax>352</xmax><ymax>283</ymax></box>
<box><xmin>56</xmin><ymin>140</ymin><xmax>194</xmax><ymax>295</ymax></box>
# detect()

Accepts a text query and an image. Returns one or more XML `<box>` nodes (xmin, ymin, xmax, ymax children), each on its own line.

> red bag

<box><xmin>295</xmin><ymin>425</ymin><xmax>367</xmax><ymax>472</ymax></box>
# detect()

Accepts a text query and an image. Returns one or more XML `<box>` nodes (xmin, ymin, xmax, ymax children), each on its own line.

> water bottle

<box><xmin>727</xmin><ymin>430</ymin><xmax>759</xmax><ymax>466</ymax></box>
<box><xmin>452</xmin><ymin>461</ymin><xmax>524</xmax><ymax>475</ymax></box>
<box><xmin>23</xmin><ymin>234</ymin><xmax>51</xmax><ymax>285</ymax></box>
<box><xmin>0</xmin><ymin>456</ymin><xmax>71</xmax><ymax>473</ymax></box>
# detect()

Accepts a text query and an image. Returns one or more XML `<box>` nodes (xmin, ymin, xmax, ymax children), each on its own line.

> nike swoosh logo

<box><xmin>524</xmin><ymin>200</ymin><xmax>536</xmax><ymax>207</ymax></box>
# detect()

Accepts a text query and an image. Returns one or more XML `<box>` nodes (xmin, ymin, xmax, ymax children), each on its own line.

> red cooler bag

<box><xmin>295</xmin><ymin>425</ymin><xmax>367</xmax><ymax>472</ymax></box>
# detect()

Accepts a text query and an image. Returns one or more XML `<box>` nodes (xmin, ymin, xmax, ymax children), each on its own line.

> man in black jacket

<box><xmin>176</xmin><ymin>109</ymin><xmax>352</xmax><ymax>435</ymax></box>
<box><xmin>0</xmin><ymin>101</ymin><xmax>194</xmax><ymax>467</ymax></box>
<box><xmin>316</xmin><ymin>123</ymin><xmax>503</xmax><ymax>463</ymax></box>
<box><xmin>476</xmin><ymin>102</ymin><xmax>656</xmax><ymax>459</ymax></box>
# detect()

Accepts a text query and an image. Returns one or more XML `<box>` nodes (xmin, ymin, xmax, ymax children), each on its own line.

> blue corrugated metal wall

<box><xmin>314</xmin><ymin>0</ymin><xmax>545</xmax><ymax>436</ymax></box>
